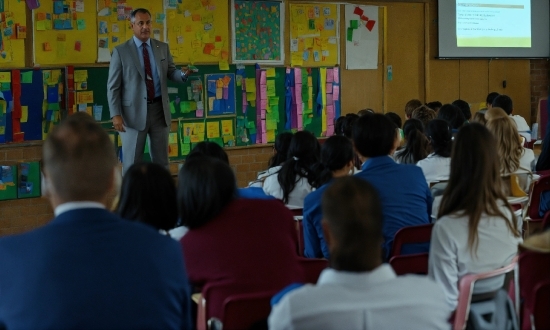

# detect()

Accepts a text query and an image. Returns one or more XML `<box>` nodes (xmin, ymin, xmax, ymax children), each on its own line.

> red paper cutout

<box><xmin>353</xmin><ymin>7</ymin><xmax>363</xmax><ymax>16</ymax></box>
<box><xmin>366</xmin><ymin>20</ymin><xmax>376</xmax><ymax>32</ymax></box>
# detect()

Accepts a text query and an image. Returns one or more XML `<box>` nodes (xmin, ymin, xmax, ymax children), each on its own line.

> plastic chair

<box><xmin>541</xmin><ymin>210</ymin><xmax>550</xmax><ymax>230</ymax></box>
<box><xmin>518</xmin><ymin>249</ymin><xmax>550</xmax><ymax>330</ymax></box>
<box><xmin>524</xmin><ymin>175</ymin><xmax>550</xmax><ymax>234</ymax></box>
<box><xmin>532</xmin><ymin>279</ymin><xmax>550</xmax><ymax>330</ymax></box>
<box><xmin>389</xmin><ymin>252</ymin><xmax>429</xmax><ymax>275</ymax></box>
<box><xmin>294</xmin><ymin>217</ymin><xmax>304</xmax><ymax>257</ymax></box>
<box><xmin>298</xmin><ymin>257</ymin><xmax>328</xmax><ymax>283</ymax></box>
<box><xmin>453</xmin><ymin>258</ymin><xmax>518</xmax><ymax>330</ymax></box>
<box><xmin>389</xmin><ymin>223</ymin><xmax>434</xmax><ymax>258</ymax></box>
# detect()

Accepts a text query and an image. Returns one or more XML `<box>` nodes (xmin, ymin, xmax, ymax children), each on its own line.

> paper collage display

<box><xmin>42</xmin><ymin>69</ymin><xmax>64</xmax><ymax>139</ymax></box>
<box><xmin>69</xmin><ymin>68</ymin><xmax>102</xmax><ymax>120</ymax></box>
<box><xmin>0</xmin><ymin>161</ymin><xmax>41</xmax><ymax>201</ymax></box>
<box><xmin>255</xmin><ymin>68</ymin><xmax>279</xmax><ymax>144</ymax></box>
<box><xmin>205</xmin><ymin>73</ymin><xmax>236</xmax><ymax>116</ymax></box>
<box><xmin>232</xmin><ymin>1</ymin><xmax>284</xmax><ymax>64</ymax></box>
<box><xmin>97</xmin><ymin>1</ymin><xmax>165</xmax><ymax>63</ymax></box>
<box><xmin>289</xmin><ymin>3</ymin><xmax>339</xmax><ymax>67</ymax></box>
<box><xmin>345</xmin><ymin>5</ymin><xmax>379</xmax><ymax>70</ymax></box>
<box><xmin>179</xmin><ymin>117</ymin><xmax>235</xmax><ymax>156</ymax></box>
<box><xmin>0</xmin><ymin>0</ymin><xmax>27</xmax><ymax>67</ymax></box>
<box><xmin>166</xmin><ymin>0</ymin><xmax>229</xmax><ymax>66</ymax></box>
<box><xmin>169</xmin><ymin>78</ymin><xmax>204</xmax><ymax>119</ymax></box>
<box><xmin>0</xmin><ymin>164</ymin><xmax>16</xmax><ymax>200</ymax></box>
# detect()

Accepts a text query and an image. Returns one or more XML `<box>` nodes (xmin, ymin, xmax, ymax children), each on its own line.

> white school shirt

<box><xmin>511</xmin><ymin>115</ymin><xmax>531</xmax><ymax>141</ymax></box>
<box><xmin>416</xmin><ymin>153</ymin><xmax>451</xmax><ymax>185</ymax></box>
<box><xmin>262</xmin><ymin>165</ymin><xmax>313</xmax><ymax>209</ymax></box>
<box><xmin>269</xmin><ymin>265</ymin><xmax>450</xmax><ymax>330</ymax></box>
<box><xmin>428</xmin><ymin>204</ymin><xmax>522</xmax><ymax>311</ymax></box>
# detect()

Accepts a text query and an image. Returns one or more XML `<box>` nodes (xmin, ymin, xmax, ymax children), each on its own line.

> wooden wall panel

<box><xmin>488</xmin><ymin>60</ymin><xmax>531</xmax><ymax>124</ymax></box>
<box><xmin>458</xmin><ymin>60</ymin><xmax>489</xmax><ymax>113</ymax></box>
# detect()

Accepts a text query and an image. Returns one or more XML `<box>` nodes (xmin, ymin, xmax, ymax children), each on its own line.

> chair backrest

<box><xmin>294</xmin><ymin>217</ymin><xmax>304</xmax><ymax>256</ymax></box>
<box><xmin>298</xmin><ymin>257</ymin><xmax>328</xmax><ymax>283</ymax></box>
<box><xmin>532</xmin><ymin>279</ymin><xmax>550</xmax><ymax>330</ymax></box>
<box><xmin>526</xmin><ymin>175</ymin><xmax>550</xmax><ymax>220</ymax></box>
<box><xmin>389</xmin><ymin>252</ymin><xmax>429</xmax><ymax>275</ymax></box>
<box><xmin>390</xmin><ymin>223</ymin><xmax>434</xmax><ymax>258</ymax></box>
<box><xmin>430</xmin><ymin>181</ymin><xmax>448</xmax><ymax>197</ymax></box>
<box><xmin>518</xmin><ymin>249</ymin><xmax>550</xmax><ymax>330</ymax></box>
<box><xmin>290</xmin><ymin>208</ymin><xmax>303</xmax><ymax>216</ymax></box>
<box><xmin>453</xmin><ymin>258</ymin><xmax>517</xmax><ymax>330</ymax></box>
<box><xmin>537</xmin><ymin>97</ymin><xmax>548</xmax><ymax>140</ymax></box>
<box><xmin>542</xmin><ymin>211</ymin><xmax>550</xmax><ymax>230</ymax></box>
<box><xmin>221</xmin><ymin>290</ymin><xmax>277</xmax><ymax>330</ymax></box>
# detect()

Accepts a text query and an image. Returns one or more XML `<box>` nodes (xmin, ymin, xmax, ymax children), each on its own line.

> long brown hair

<box><xmin>486</xmin><ymin>115</ymin><xmax>523</xmax><ymax>174</ymax></box>
<box><xmin>437</xmin><ymin>123</ymin><xmax>520</xmax><ymax>254</ymax></box>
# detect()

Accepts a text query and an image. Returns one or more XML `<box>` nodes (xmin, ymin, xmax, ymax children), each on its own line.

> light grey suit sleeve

<box><xmin>107</xmin><ymin>47</ymin><xmax>123</xmax><ymax>118</ymax></box>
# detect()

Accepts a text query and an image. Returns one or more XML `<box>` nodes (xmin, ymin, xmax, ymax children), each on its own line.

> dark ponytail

<box><xmin>311</xmin><ymin>136</ymin><xmax>354</xmax><ymax>188</ymax></box>
<box><xmin>268</xmin><ymin>132</ymin><xmax>293</xmax><ymax>168</ymax></box>
<box><xmin>427</xmin><ymin>119</ymin><xmax>452</xmax><ymax>158</ymax></box>
<box><xmin>395</xmin><ymin>119</ymin><xmax>429</xmax><ymax>164</ymax></box>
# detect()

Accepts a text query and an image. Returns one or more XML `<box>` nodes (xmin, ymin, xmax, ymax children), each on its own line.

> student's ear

<box><xmin>322</xmin><ymin>220</ymin><xmax>333</xmax><ymax>249</ymax></box>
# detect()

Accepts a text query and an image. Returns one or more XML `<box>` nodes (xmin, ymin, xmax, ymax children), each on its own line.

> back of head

<box><xmin>116</xmin><ymin>162</ymin><xmax>177</xmax><ymax>231</ymax></box>
<box><xmin>426</xmin><ymin>101</ymin><xmax>443</xmax><ymax>112</ymax></box>
<box><xmin>357</xmin><ymin>108</ymin><xmax>375</xmax><ymax>116</ymax></box>
<box><xmin>452</xmin><ymin>99</ymin><xmax>472</xmax><ymax>121</ymax></box>
<box><xmin>437</xmin><ymin>104</ymin><xmax>465</xmax><ymax>129</ymax></box>
<box><xmin>322</xmin><ymin>176</ymin><xmax>383</xmax><ymax>271</ymax></box>
<box><xmin>187</xmin><ymin>141</ymin><xmax>229</xmax><ymax>164</ymax></box>
<box><xmin>485</xmin><ymin>107</ymin><xmax>508</xmax><ymax>122</ymax></box>
<box><xmin>486</xmin><ymin>92</ymin><xmax>500</xmax><ymax>107</ymax></box>
<box><xmin>395</xmin><ymin>118</ymin><xmax>429</xmax><ymax>164</ymax></box>
<box><xmin>492</xmin><ymin>94</ymin><xmax>513</xmax><ymax>115</ymax></box>
<box><xmin>353</xmin><ymin>113</ymin><xmax>397</xmax><ymax>158</ymax></box>
<box><xmin>334</xmin><ymin>116</ymin><xmax>346</xmax><ymax>136</ymax></box>
<box><xmin>277</xmin><ymin>131</ymin><xmax>320</xmax><ymax>203</ymax></box>
<box><xmin>486</xmin><ymin>116</ymin><xmax>522</xmax><ymax>174</ymax></box>
<box><xmin>269</xmin><ymin>132</ymin><xmax>293</xmax><ymax>168</ymax></box>
<box><xmin>439</xmin><ymin>123</ymin><xmax>519</xmax><ymax>252</ymax></box>
<box><xmin>405</xmin><ymin>99</ymin><xmax>423</xmax><ymax>118</ymax></box>
<box><xmin>178</xmin><ymin>156</ymin><xmax>237</xmax><ymax>229</ymax></box>
<box><xmin>342</xmin><ymin>113</ymin><xmax>359</xmax><ymax>138</ymax></box>
<box><xmin>411</xmin><ymin>105</ymin><xmax>436</xmax><ymax>128</ymax></box>
<box><xmin>385</xmin><ymin>112</ymin><xmax>402</xmax><ymax>129</ymax></box>
<box><xmin>312</xmin><ymin>136</ymin><xmax>353</xmax><ymax>188</ymax></box>
<box><xmin>471</xmin><ymin>112</ymin><xmax>487</xmax><ymax>125</ymax></box>
<box><xmin>426</xmin><ymin>119</ymin><xmax>452</xmax><ymax>158</ymax></box>
<box><xmin>43</xmin><ymin>112</ymin><xmax>117</xmax><ymax>202</ymax></box>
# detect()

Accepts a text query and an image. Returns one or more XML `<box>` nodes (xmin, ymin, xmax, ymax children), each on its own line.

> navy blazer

<box><xmin>0</xmin><ymin>208</ymin><xmax>192</xmax><ymax>330</ymax></box>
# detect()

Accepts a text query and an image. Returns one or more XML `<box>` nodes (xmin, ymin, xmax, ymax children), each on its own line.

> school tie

<box><xmin>142</xmin><ymin>42</ymin><xmax>155</xmax><ymax>101</ymax></box>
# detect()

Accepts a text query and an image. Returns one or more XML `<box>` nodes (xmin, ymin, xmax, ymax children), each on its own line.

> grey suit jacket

<box><xmin>107</xmin><ymin>38</ymin><xmax>183</xmax><ymax>130</ymax></box>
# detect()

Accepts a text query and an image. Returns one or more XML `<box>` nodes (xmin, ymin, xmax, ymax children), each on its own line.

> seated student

<box><xmin>426</xmin><ymin>101</ymin><xmax>443</xmax><ymax>113</ymax></box>
<box><xmin>353</xmin><ymin>114</ymin><xmax>432</xmax><ymax>257</ymax></box>
<box><xmin>269</xmin><ymin>177</ymin><xmax>450</xmax><ymax>330</ymax></box>
<box><xmin>411</xmin><ymin>105</ymin><xmax>436</xmax><ymax>128</ymax></box>
<box><xmin>485</xmin><ymin>106</ymin><xmax>509</xmax><ymax>121</ymax></box>
<box><xmin>416</xmin><ymin>119</ymin><xmax>453</xmax><ymax>185</ymax></box>
<box><xmin>437</xmin><ymin>103</ymin><xmax>466</xmax><ymax>133</ymax></box>
<box><xmin>116</xmin><ymin>162</ymin><xmax>178</xmax><ymax>234</ymax></box>
<box><xmin>429</xmin><ymin>123</ymin><xmax>522</xmax><ymax>311</ymax></box>
<box><xmin>472</xmin><ymin>111</ymin><xmax>487</xmax><ymax>125</ymax></box>
<box><xmin>357</xmin><ymin>108</ymin><xmax>375</xmax><ymax>116</ymax></box>
<box><xmin>404</xmin><ymin>98</ymin><xmax>423</xmax><ymax>119</ymax></box>
<box><xmin>492</xmin><ymin>94</ymin><xmax>531</xmax><ymax>141</ymax></box>
<box><xmin>303</xmin><ymin>136</ymin><xmax>354</xmax><ymax>259</ymax></box>
<box><xmin>385</xmin><ymin>112</ymin><xmax>402</xmax><ymax>129</ymax></box>
<box><xmin>263</xmin><ymin>131</ymin><xmax>320</xmax><ymax>208</ymax></box>
<box><xmin>249</xmin><ymin>132</ymin><xmax>293</xmax><ymax>187</ymax></box>
<box><xmin>452</xmin><ymin>99</ymin><xmax>472</xmax><ymax>122</ymax></box>
<box><xmin>484</xmin><ymin>92</ymin><xmax>500</xmax><ymax>112</ymax></box>
<box><xmin>393</xmin><ymin>118</ymin><xmax>429</xmax><ymax>164</ymax></box>
<box><xmin>179</xmin><ymin>156</ymin><xmax>303</xmax><ymax>318</ymax></box>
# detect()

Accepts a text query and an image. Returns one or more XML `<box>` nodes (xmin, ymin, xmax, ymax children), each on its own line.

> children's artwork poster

<box><xmin>345</xmin><ymin>5</ymin><xmax>379</xmax><ymax>70</ymax></box>
<box><xmin>255</xmin><ymin>68</ymin><xmax>279</xmax><ymax>144</ymax></box>
<box><xmin>17</xmin><ymin>162</ymin><xmax>40</xmax><ymax>198</ymax></box>
<box><xmin>165</xmin><ymin>0</ymin><xmax>229</xmax><ymax>65</ymax></box>
<box><xmin>206</xmin><ymin>118</ymin><xmax>235</xmax><ymax>147</ymax></box>
<box><xmin>97</xmin><ymin>1</ymin><xmax>165</xmax><ymax>63</ymax></box>
<box><xmin>0</xmin><ymin>165</ymin><xmax>17</xmax><ymax>200</ymax></box>
<box><xmin>0</xmin><ymin>0</ymin><xmax>27</xmax><ymax>67</ymax></box>
<box><xmin>179</xmin><ymin>120</ymin><xmax>205</xmax><ymax>156</ymax></box>
<box><xmin>70</xmin><ymin>68</ymin><xmax>102</xmax><ymax>121</ymax></box>
<box><xmin>205</xmin><ymin>73</ymin><xmax>236</xmax><ymax>116</ymax></box>
<box><xmin>232</xmin><ymin>1</ymin><xmax>284</xmax><ymax>64</ymax></box>
<box><xmin>289</xmin><ymin>3</ymin><xmax>339</xmax><ymax>67</ymax></box>
<box><xmin>169</xmin><ymin>77</ymin><xmax>204</xmax><ymax>118</ymax></box>
<box><xmin>42</xmin><ymin>69</ymin><xmax>63</xmax><ymax>139</ymax></box>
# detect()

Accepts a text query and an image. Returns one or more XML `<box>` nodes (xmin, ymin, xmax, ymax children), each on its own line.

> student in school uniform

<box><xmin>303</xmin><ymin>136</ymin><xmax>355</xmax><ymax>259</ymax></box>
<box><xmin>393</xmin><ymin>118</ymin><xmax>429</xmax><ymax>165</ymax></box>
<box><xmin>492</xmin><ymin>94</ymin><xmax>531</xmax><ymax>141</ymax></box>
<box><xmin>416</xmin><ymin>119</ymin><xmax>453</xmax><ymax>185</ymax></box>
<box><xmin>249</xmin><ymin>132</ymin><xmax>293</xmax><ymax>187</ymax></box>
<box><xmin>353</xmin><ymin>114</ymin><xmax>432</xmax><ymax>258</ymax></box>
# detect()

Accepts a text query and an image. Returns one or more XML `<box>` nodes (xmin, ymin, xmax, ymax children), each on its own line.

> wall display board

<box><xmin>33</xmin><ymin>0</ymin><xmax>97</xmax><ymax>65</ymax></box>
<box><xmin>232</xmin><ymin>0</ymin><xmax>284</xmax><ymax>64</ymax></box>
<box><xmin>0</xmin><ymin>0</ymin><xmax>26</xmax><ymax>68</ymax></box>
<box><xmin>289</xmin><ymin>3</ymin><xmax>339</xmax><ymax>67</ymax></box>
<box><xmin>205</xmin><ymin>73</ymin><xmax>236</xmax><ymax>116</ymax></box>
<box><xmin>165</xmin><ymin>0</ymin><xmax>229</xmax><ymax>65</ymax></box>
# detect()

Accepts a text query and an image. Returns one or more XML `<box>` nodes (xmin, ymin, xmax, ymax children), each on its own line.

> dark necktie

<box><xmin>142</xmin><ymin>42</ymin><xmax>155</xmax><ymax>101</ymax></box>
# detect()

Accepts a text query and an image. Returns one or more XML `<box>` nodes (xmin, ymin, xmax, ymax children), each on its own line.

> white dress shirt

<box><xmin>262</xmin><ymin>165</ymin><xmax>313</xmax><ymax>209</ymax></box>
<box><xmin>54</xmin><ymin>201</ymin><xmax>105</xmax><ymax>217</ymax></box>
<box><xmin>269</xmin><ymin>265</ymin><xmax>450</xmax><ymax>330</ymax></box>
<box><xmin>416</xmin><ymin>154</ymin><xmax>451</xmax><ymax>184</ymax></box>
<box><xmin>428</xmin><ymin>205</ymin><xmax>522</xmax><ymax>310</ymax></box>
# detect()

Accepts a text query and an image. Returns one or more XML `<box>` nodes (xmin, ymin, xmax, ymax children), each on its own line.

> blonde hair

<box><xmin>486</xmin><ymin>115</ymin><xmax>522</xmax><ymax>174</ymax></box>
<box><xmin>484</xmin><ymin>107</ymin><xmax>508</xmax><ymax>122</ymax></box>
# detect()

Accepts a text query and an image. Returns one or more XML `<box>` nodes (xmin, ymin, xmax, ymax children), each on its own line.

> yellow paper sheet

<box><xmin>221</xmin><ymin>119</ymin><xmax>233</xmax><ymax>136</ymax></box>
<box><xmin>0</xmin><ymin>72</ymin><xmax>11</xmax><ymax>83</ymax></box>
<box><xmin>207</xmin><ymin>121</ymin><xmax>220</xmax><ymax>138</ymax></box>
<box><xmin>266</xmin><ymin>68</ymin><xmax>276</xmax><ymax>78</ymax></box>
<box><xmin>74</xmin><ymin>70</ymin><xmax>88</xmax><ymax>82</ymax></box>
<box><xmin>21</xmin><ymin>106</ymin><xmax>28</xmax><ymax>122</ymax></box>
<box><xmin>245</xmin><ymin>78</ymin><xmax>256</xmax><ymax>93</ymax></box>
<box><xmin>320</xmin><ymin>67</ymin><xmax>327</xmax><ymax>134</ymax></box>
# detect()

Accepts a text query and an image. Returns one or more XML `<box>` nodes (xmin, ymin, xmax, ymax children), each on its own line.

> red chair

<box><xmin>524</xmin><ymin>175</ymin><xmax>550</xmax><ymax>233</ymax></box>
<box><xmin>389</xmin><ymin>223</ymin><xmax>434</xmax><ymax>258</ymax></box>
<box><xmin>518</xmin><ymin>249</ymin><xmax>550</xmax><ymax>330</ymax></box>
<box><xmin>542</xmin><ymin>210</ymin><xmax>550</xmax><ymax>230</ymax></box>
<box><xmin>290</xmin><ymin>208</ymin><xmax>303</xmax><ymax>216</ymax></box>
<box><xmin>532</xmin><ymin>279</ymin><xmax>550</xmax><ymax>330</ymax></box>
<box><xmin>453</xmin><ymin>258</ymin><xmax>517</xmax><ymax>330</ymax></box>
<box><xmin>536</xmin><ymin>97</ymin><xmax>547</xmax><ymax>140</ymax></box>
<box><xmin>294</xmin><ymin>217</ymin><xmax>305</xmax><ymax>256</ymax></box>
<box><xmin>298</xmin><ymin>257</ymin><xmax>328</xmax><ymax>283</ymax></box>
<box><xmin>389</xmin><ymin>253</ymin><xmax>429</xmax><ymax>275</ymax></box>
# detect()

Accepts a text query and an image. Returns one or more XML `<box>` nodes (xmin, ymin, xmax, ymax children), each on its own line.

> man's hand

<box><xmin>181</xmin><ymin>65</ymin><xmax>193</xmax><ymax>78</ymax></box>
<box><xmin>112</xmin><ymin>115</ymin><xmax>125</xmax><ymax>132</ymax></box>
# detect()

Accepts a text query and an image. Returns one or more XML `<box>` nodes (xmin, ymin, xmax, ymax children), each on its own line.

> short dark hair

<box><xmin>43</xmin><ymin>112</ymin><xmax>117</xmax><ymax>201</ymax></box>
<box><xmin>130</xmin><ymin>8</ymin><xmax>151</xmax><ymax>22</ymax></box>
<box><xmin>437</xmin><ymin>104</ymin><xmax>466</xmax><ymax>129</ymax></box>
<box><xmin>312</xmin><ymin>135</ymin><xmax>353</xmax><ymax>188</ymax></box>
<box><xmin>486</xmin><ymin>92</ymin><xmax>500</xmax><ymax>105</ymax></box>
<box><xmin>385</xmin><ymin>112</ymin><xmax>402</xmax><ymax>129</ymax></box>
<box><xmin>357</xmin><ymin>108</ymin><xmax>375</xmax><ymax>116</ymax></box>
<box><xmin>269</xmin><ymin>132</ymin><xmax>293</xmax><ymax>168</ymax></box>
<box><xmin>492</xmin><ymin>95</ymin><xmax>513</xmax><ymax>115</ymax></box>
<box><xmin>426</xmin><ymin>101</ymin><xmax>443</xmax><ymax>112</ymax></box>
<box><xmin>341</xmin><ymin>113</ymin><xmax>359</xmax><ymax>138</ymax></box>
<box><xmin>426</xmin><ymin>119</ymin><xmax>452</xmax><ymax>158</ymax></box>
<box><xmin>353</xmin><ymin>113</ymin><xmax>397</xmax><ymax>158</ymax></box>
<box><xmin>177</xmin><ymin>156</ymin><xmax>237</xmax><ymax>229</ymax></box>
<box><xmin>405</xmin><ymin>99</ymin><xmax>423</xmax><ymax>118</ymax></box>
<box><xmin>452</xmin><ymin>99</ymin><xmax>472</xmax><ymax>121</ymax></box>
<box><xmin>187</xmin><ymin>141</ymin><xmax>229</xmax><ymax>164</ymax></box>
<box><xmin>411</xmin><ymin>105</ymin><xmax>437</xmax><ymax>128</ymax></box>
<box><xmin>116</xmin><ymin>162</ymin><xmax>178</xmax><ymax>231</ymax></box>
<box><xmin>322</xmin><ymin>176</ymin><xmax>383</xmax><ymax>271</ymax></box>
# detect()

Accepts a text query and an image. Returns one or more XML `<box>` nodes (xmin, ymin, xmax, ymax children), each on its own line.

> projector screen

<box><xmin>438</xmin><ymin>0</ymin><xmax>550</xmax><ymax>58</ymax></box>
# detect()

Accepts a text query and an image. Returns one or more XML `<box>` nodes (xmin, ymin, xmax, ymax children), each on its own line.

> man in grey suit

<box><xmin>107</xmin><ymin>8</ymin><xmax>191</xmax><ymax>174</ymax></box>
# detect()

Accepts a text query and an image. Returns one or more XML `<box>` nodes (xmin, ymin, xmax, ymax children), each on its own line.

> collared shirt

<box><xmin>262</xmin><ymin>165</ymin><xmax>313</xmax><ymax>209</ymax></box>
<box><xmin>303</xmin><ymin>181</ymin><xmax>332</xmax><ymax>258</ymax></box>
<box><xmin>132</xmin><ymin>36</ymin><xmax>161</xmax><ymax>98</ymax></box>
<box><xmin>54</xmin><ymin>201</ymin><xmax>105</xmax><ymax>217</ymax></box>
<box><xmin>268</xmin><ymin>265</ymin><xmax>450</xmax><ymax>330</ymax></box>
<box><xmin>356</xmin><ymin>156</ymin><xmax>432</xmax><ymax>257</ymax></box>
<box><xmin>416</xmin><ymin>153</ymin><xmax>451</xmax><ymax>184</ymax></box>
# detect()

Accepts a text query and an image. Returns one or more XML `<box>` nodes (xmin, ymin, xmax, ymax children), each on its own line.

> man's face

<box><xmin>131</xmin><ymin>12</ymin><xmax>151</xmax><ymax>42</ymax></box>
